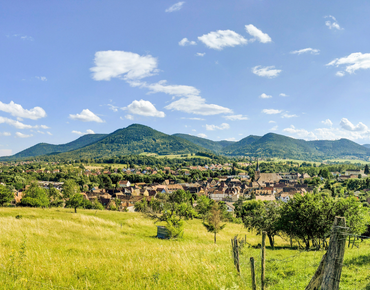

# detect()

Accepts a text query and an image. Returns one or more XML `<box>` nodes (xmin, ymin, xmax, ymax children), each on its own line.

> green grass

<box><xmin>0</xmin><ymin>208</ymin><xmax>369</xmax><ymax>289</ymax></box>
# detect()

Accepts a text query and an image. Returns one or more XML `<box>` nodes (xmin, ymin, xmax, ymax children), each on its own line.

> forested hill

<box><xmin>172</xmin><ymin>133</ymin><xmax>235</xmax><ymax>153</ymax></box>
<box><xmin>53</xmin><ymin>124</ymin><xmax>207</xmax><ymax>159</ymax></box>
<box><xmin>0</xmin><ymin>134</ymin><xmax>107</xmax><ymax>161</ymax></box>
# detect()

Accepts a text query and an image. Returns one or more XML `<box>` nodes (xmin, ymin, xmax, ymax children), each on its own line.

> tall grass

<box><xmin>0</xmin><ymin>208</ymin><xmax>369</xmax><ymax>289</ymax></box>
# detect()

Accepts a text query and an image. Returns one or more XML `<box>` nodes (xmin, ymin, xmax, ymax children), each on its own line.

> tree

<box><xmin>202</xmin><ymin>203</ymin><xmax>226</xmax><ymax>244</ymax></box>
<box><xmin>21</xmin><ymin>183</ymin><xmax>49</xmax><ymax>208</ymax></box>
<box><xmin>62</xmin><ymin>180</ymin><xmax>80</xmax><ymax>200</ymax></box>
<box><xmin>66</xmin><ymin>193</ymin><xmax>84</xmax><ymax>213</ymax></box>
<box><xmin>47</xmin><ymin>185</ymin><xmax>63</xmax><ymax>207</ymax></box>
<box><xmin>365</xmin><ymin>164</ymin><xmax>369</xmax><ymax>175</ymax></box>
<box><xmin>241</xmin><ymin>200</ymin><xmax>280</xmax><ymax>249</ymax></box>
<box><xmin>195</xmin><ymin>195</ymin><xmax>213</xmax><ymax>221</ymax></box>
<box><xmin>0</xmin><ymin>184</ymin><xmax>13</xmax><ymax>206</ymax></box>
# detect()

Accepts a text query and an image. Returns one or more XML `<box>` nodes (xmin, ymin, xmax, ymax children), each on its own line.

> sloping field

<box><xmin>0</xmin><ymin>208</ymin><xmax>369</xmax><ymax>289</ymax></box>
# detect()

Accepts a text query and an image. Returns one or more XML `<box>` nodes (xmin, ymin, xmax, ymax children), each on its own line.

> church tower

<box><xmin>255</xmin><ymin>158</ymin><xmax>261</xmax><ymax>180</ymax></box>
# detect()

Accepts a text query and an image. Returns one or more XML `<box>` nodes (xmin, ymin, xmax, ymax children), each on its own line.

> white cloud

<box><xmin>322</xmin><ymin>119</ymin><xmax>333</xmax><ymax>126</ymax></box>
<box><xmin>325</xmin><ymin>15</ymin><xmax>342</xmax><ymax>30</ymax></box>
<box><xmin>37</xmin><ymin>130</ymin><xmax>44</xmax><ymax>134</ymax></box>
<box><xmin>252</xmin><ymin>66</ymin><xmax>281</xmax><ymax>78</ymax></box>
<box><xmin>123</xmin><ymin>99</ymin><xmax>165</xmax><ymax>118</ymax></box>
<box><xmin>108</xmin><ymin>104</ymin><xmax>118</xmax><ymax>112</ymax></box>
<box><xmin>181</xmin><ymin>117</ymin><xmax>205</xmax><ymax>121</ymax></box>
<box><xmin>327</xmin><ymin>53</ymin><xmax>370</xmax><ymax>75</ymax></box>
<box><xmin>0</xmin><ymin>101</ymin><xmax>46</xmax><ymax>120</ymax></box>
<box><xmin>15</xmin><ymin>132</ymin><xmax>33</xmax><ymax>138</ymax></box>
<box><xmin>205</xmin><ymin>123</ymin><xmax>230</xmax><ymax>131</ymax></box>
<box><xmin>47</xmin><ymin>131</ymin><xmax>52</xmax><ymax>135</ymax></box>
<box><xmin>281</xmin><ymin>113</ymin><xmax>298</xmax><ymax>118</ymax></box>
<box><xmin>290</xmin><ymin>48</ymin><xmax>320</xmax><ymax>55</ymax></box>
<box><xmin>196</xmin><ymin>52</ymin><xmax>206</xmax><ymax>57</ymax></box>
<box><xmin>271</xmin><ymin>125</ymin><xmax>278</xmax><ymax>131</ymax></box>
<box><xmin>269</xmin><ymin>120</ymin><xmax>276</xmax><ymax>123</ymax></box>
<box><xmin>0</xmin><ymin>132</ymin><xmax>11</xmax><ymax>136</ymax></box>
<box><xmin>340</xmin><ymin>118</ymin><xmax>368</xmax><ymax>132</ymax></box>
<box><xmin>165</xmin><ymin>95</ymin><xmax>232</xmax><ymax>115</ymax></box>
<box><xmin>198</xmin><ymin>30</ymin><xmax>247</xmax><ymax>50</ymax></box>
<box><xmin>165</xmin><ymin>2</ymin><xmax>185</xmax><ymax>12</ymax></box>
<box><xmin>262</xmin><ymin>109</ymin><xmax>282</xmax><ymax>115</ymax></box>
<box><xmin>0</xmin><ymin>149</ymin><xmax>12</xmax><ymax>156</ymax></box>
<box><xmin>335</xmin><ymin>71</ymin><xmax>345</xmax><ymax>77</ymax></box>
<box><xmin>179</xmin><ymin>38</ymin><xmax>197</xmax><ymax>46</ymax></box>
<box><xmin>283</xmin><ymin>125</ymin><xmax>317</xmax><ymax>140</ymax></box>
<box><xmin>90</xmin><ymin>51</ymin><xmax>158</xmax><ymax>81</ymax></box>
<box><xmin>259</xmin><ymin>93</ymin><xmax>272</xmax><ymax>99</ymax></box>
<box><xmin>36</xmin><ymin>76</ymin><xmax>47</xmax><ymax>81</ymax></box>
<box><xmin>40</xmin><ymin>125</ymin><xmax>49</xmax><ymax>129</ymax></box>
<box><xmin>69</xmin><ymin>109</ymin><xmax>104</xmax><ymax>123</ymax></box>
<box><xmin>197</xmin><ymin>133</ymin><xmax>207</xmax><ymax>138</ymax></box>
<box><xmin>245</xmin><ymin>24</ymin><xmax>271</xmax><ymax>43</ymax></box>
<box><xmin>0</xmin><ymin>116</ymin><xmax>33</xmax><ymax>129</ymax></box>
<box><xmin>125</xmin><ymin>114</ymin><xmax>134</xmax><ymax>120</ymax></box>
<box><xmin>223</xmin><ymin>114</ymin><xmax>248</xmax><ymax>121</ymax></box>
<box><xmin>279</xmin><ymin>93</ymin><xmax>288</xmax><ymax>97</ymax></box>
<box><xmin>224</xmin><ymin>137</ymin><xmax>236</xmax><ymax>141</ymax></box>
<box><xmin>72</xmin><ymin>129</ymin><xmax>95</xmax><ymax>135</ymax></box>
<box><xmin>11</xmin><ymin>34</ymin><xmax>33</xmax><ymax>41</ymax></box>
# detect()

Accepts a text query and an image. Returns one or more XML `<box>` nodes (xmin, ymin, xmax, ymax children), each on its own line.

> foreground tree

<box><xmin>0</xmin><ymin>184</ymin><xmax>13</xmax><ymax>206</ymax></box>
<box><xmin>21</xmin><ymin>183</ymin><xmax>49</xmax><ymax>208</ymax></box>
<box><xmin>241</xmin><ymin>200</ymin><xmax>280</xmax><ymax>249</ymax></box>
<box><xmin>203</xmin><ymin>203</ymin><xmax>226</xmax><ymax>244</ymax></box>
<box><xmin>66</xmin><ymin>193</ymin><xmax>84</xmax><ymax>213</ymax></box>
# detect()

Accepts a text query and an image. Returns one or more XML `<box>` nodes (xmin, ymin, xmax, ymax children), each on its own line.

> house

<box><xmin>255</xmin><ymin>195</ymin><xmax>276</xmax><ymax>202</ymax></box>
<box><xmin>224</xmin><ymin>202</ymin><xmax>235</xmax><ymax>212</ymax></box>
<box><xmin>118</xmin><ymin>180</ymin><xmax>131</xmax><ymax>188</ymax></box>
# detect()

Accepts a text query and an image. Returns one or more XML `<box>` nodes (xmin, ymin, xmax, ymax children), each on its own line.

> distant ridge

<box><xmin>3</xmin><ymin>124</ymin><xmax>370</xmax><ymax>161</ymax></box>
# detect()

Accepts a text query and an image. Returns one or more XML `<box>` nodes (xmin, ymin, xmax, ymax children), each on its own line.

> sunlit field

<box><xmin>0</xmin><ymin>208</ymin><xmax>369</xmax><ymax>289</ymax></box>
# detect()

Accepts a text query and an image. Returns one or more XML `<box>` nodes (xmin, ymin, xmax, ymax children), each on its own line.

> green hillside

<box><xmin>173</xmin><ymin>133</ymin><xmax>235</xmax><ymax>153</ymax></box>
<box><xmin>0</xmin><ymin>134</ymin><xmax>107</xmax><ymax>161</ymax></box>
<box><xmin>55</xmin><ymin>124</ymin><xmax>207</xmax><ymax>159</ymax></box>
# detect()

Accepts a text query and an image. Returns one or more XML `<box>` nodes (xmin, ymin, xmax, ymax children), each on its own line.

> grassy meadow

<box><xmin>0</xmin><ymin>208</ymin><xmax>369</xmax><ymax>289</ymax></box>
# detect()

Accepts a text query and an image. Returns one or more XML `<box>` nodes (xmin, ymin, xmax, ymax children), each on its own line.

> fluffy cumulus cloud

<box><xmin>290</xmin><ymin>48</ymin><xmax>320</xmax><ymax>55</ymax></box>
<box><xmin>179</xmin><ymin>38</ymin><xmax>197</xmax><ymax>46</ymax></box>
<box><xmin>124</xmin><ymin>115</ymin><xmax>134</xmax><ymax>120</ymax></box>
<box><xmin>340</xmin><ymin>118</ymin><xmax>368</xmax><ymax>131</ymax></box>
<box><xmin>259</xmin><ymin>93</ymin><xmax>272</xmax><ymax>99</ymax></box>
<box><xmin>0</xmin><ymin>132</ymin><xmax>11</xmax><ymax>136</ymax></box>
<box><xmin>196</xmin><ymin>52</ymin><xmax>206</xmax><ymax>57</ymax></box>
<box><xmin>279</xmin><ymin>93</ymin><xmax>288</xmax><ymax>97</ymax></box>
<box><xmin>283</xmin><ymin>126</ymin><xmax>317</xmax><ymax>140</ymax></box>
<box><xmin>108</xmin><ymin>104</ymin><xmax>118</xmax><ymax>112</ymax></box>
<box><xmin>198</xmin><ymin>30</ymin><xmax>247</xmax><ymax>50</ymax></box>
<box><xmin>15</xmin><ymin>132</ymin><xmax>33</xmax><ymax>138</ymax></box>
<box><xmin>252</xmin><ymin>66</ymin><xmax>281</xmax><ymax>78</ymax></box>
<box><xmin>223</xmin><ymin>114</ymin><xmax>248</xmax><ymax>120</ymax></box>
<box><xmin>327</xmin><ymin>52</ymin><xmax>370</xmax><ymax>75</ymax></box>
<box><xmin>205</xmin><ymin>123</ymin><xmax>230</xmax><ymax>131</ymax></box>
<box><xmin>325</xmin><ymin>15</ymin><xmax>342</xmax><ymax>30</ymax></box>
<box><xmin>123</xmin><ymin>99</ymin><xmax>165</xmax><ymax>118</ymax></box>
<box><xmin>72</xmin><ymin>129</ymin><xmax>95</xmax><ymax>135</ymax></box>
<box><xmin>244</xmin><ymin>25</ymin><xmax>271</xmax><ymax>43</ymax></box>
<box><xmin>322</xmin><ymin>119</ymin><xmax>333</xmax><ymax>126</ymax></box>
<box><xmin>90</xmin><ymin>51</ymin><xmax>158</xmax><ymax>81</ymax></box>
<box><xmin>281</xmin><ymin>113</ymin><xmax>298</xmax><ymax>118</ymax></box>
<box><xmin>0</xmin><ymin>116</ymin><xmax>33</xmax><ymax>129</ymax></box>
<box><xmin>69</xmin><ymin>109</ymin><xmax>104</xmax><ymax>123</ymax></box>
<box><xmin>165</xmin><ymin>95</ymin><xmax>232</xmax><ymax>115</ymax></box>
<box><xmin>130</xmin><ymin>80</ymin><xmax>200</xmax><ymax>97</ymax></box>
<box><xmin>165</xmin><ymin>2</ymin><xmax>185</xmax><ymax>12</ymax></box>
<box><xmin>0</xmin><ymin>101</ymin><xmax>46</xmax><ymax>120</ymax></box>
<box><xmin>262</xmin><ymin>109</ymin><xmax>282</xmax><ymax>115</ymax></box>
<box><xmin>197</xmin><ymin>133</ymin><xmax>207</xmax><ymax>138</ymax></box>
<box><xmin>336</xmin><ymin>71</ymin><xmax>345</xmax><ymax>77</ymax></box>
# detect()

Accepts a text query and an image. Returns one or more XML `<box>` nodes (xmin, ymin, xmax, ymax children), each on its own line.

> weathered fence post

<box><xmin>305</xmin><ymin>217</ymin><xmax>347</xmax><ymax>290</ymax></box>
<box><xmin>250</xmin><ymin>257</ymin><xmax>257</xmax><ymax>290</ymax></box>
<box><xmin>261</xmin><ymin>231</ymin><xmax>266</xmax><ymax>290</ymax></box>
<box><xmin>320</xmin><ymin>216</ymin><xmax>347</xmax><ymax>290</ymax></box>
<box><xmin>231</xmin><ymin>236</ymin><xmax>241</xmax><ymax>274</ymax></box>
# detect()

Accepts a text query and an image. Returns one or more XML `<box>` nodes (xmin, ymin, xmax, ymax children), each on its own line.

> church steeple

<box><xmin>256</xmin><ymin>158</ymin><xmax>260</xmax><ymax>172</ymax></box>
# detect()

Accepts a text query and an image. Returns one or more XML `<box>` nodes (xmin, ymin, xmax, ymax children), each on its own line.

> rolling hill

<box><xmin>172</xmin><ymin>133</ymin><xmax>235</xmax><ymax>153</ymax></box>
<box><xmin>0</xmin><ymin>134</ymin><xmax>107</xmax><ymax>161</ymax></box>
<box><xmin>54</xmin><ymin>124</ymin><xmax>207</xmax><ymax>159</ymax></box>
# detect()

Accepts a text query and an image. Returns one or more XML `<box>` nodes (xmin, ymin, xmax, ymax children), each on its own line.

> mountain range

<box><xmin>2</xmin><ymin>124</ymin><xmax>370</xmax><ymax>161</ymax></box>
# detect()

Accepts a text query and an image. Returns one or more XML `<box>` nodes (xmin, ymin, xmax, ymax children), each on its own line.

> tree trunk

<box><xmin>75</xmin><ymin>207</ymin><xmax>77</xmax><ymax>213</ymax></box>
<box><xmin>214</xmin><ymin>232</ymin><xmax>216</xmax><ymax>244</ymax></box>
<box><xmin>268</xmin><ymin>234</ymin><xmax>274</xmax><ymax>249</ymax></box>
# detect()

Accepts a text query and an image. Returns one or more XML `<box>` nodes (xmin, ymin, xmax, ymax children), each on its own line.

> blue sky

<box><xmin>2</xmin><ymin>0</ymin><xmax>370</xmax><ymax>156</ymax></box>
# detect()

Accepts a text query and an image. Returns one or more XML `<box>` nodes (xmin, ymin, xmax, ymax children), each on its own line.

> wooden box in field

<box><xmin>157</xmin><ymin>226</ymin><xmax>171</xmax><ymax>239</ymax></box>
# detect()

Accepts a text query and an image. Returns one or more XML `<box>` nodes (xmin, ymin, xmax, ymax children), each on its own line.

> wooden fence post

<box><xmin>231</xmin><ymin>236</ymin><xmax>241</xmax><ymax>274</ymax></box>
<box><xmin>261</xmin><ymin>231</ymin><xmax>266</xmax><ymax>290</ymax></box>
<box><xmin>320</xmin><ymin>217</ymin><xmax>347</xmax><ymax>290</ymax></box>
<box><xmin>250</xmin><ymin>257</ymin><xmax>257</xmax><ymax>290</ymax></box>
